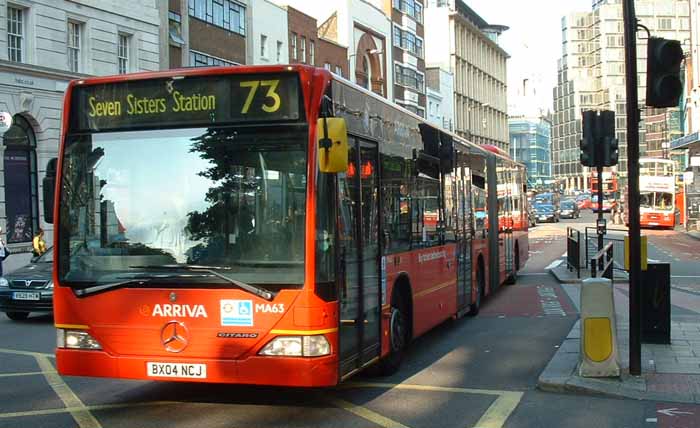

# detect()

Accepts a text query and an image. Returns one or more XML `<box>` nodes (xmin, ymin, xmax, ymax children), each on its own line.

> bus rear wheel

<box><xmin>468</xmin><ymin>265</ymin><xmax>484</xmax><ymax>316</ymax></box>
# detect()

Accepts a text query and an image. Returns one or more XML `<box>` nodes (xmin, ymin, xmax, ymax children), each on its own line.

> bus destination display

<box><xmin>70</xmin><ymin>73</ymin><xmax>303</xmax><ymax>132</ymax></box>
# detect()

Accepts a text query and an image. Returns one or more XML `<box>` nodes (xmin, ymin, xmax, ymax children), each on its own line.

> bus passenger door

<box><xmin>337</xmin><ymin>138</ymin><xmax>381</xmax><ymax>378</ymax></box>
<box><xmin>456</xmin><ymin>161</ymin><xmax>472</xmax><ymax>313</ymax></box>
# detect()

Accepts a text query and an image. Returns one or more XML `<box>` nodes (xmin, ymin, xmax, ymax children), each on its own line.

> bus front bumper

<box><xmin>55</xmin><ymin>349</ymin><xmax>338</xmax><ymax>387</ymax></box>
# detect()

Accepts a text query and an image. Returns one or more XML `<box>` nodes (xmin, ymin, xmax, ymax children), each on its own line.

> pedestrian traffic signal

<box><xmin>600</xmin><ymin>110</ymin><xmax>618</xmax><ymax>167</ymax></box>
<box><xmin>646</xmin><ymin>37</ymin><xmax>685</xmax><ymax>108</ymax></box>
<box><xmin>581</xmin><ymin>110</ymin><xmax>598</xmax><ymax>167</ymax></box>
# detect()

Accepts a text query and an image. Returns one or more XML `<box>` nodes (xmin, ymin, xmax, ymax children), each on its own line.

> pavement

<box><xmin>541</xmin><ymin>260</ymin><xmax>700</xmax><ymax>404</ymax></box>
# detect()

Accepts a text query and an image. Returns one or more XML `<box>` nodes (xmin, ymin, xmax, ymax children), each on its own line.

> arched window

<box><xmin>3</xmin><ymin>114</ymin><xmax>38</xmax><ymax>243</ymax></box>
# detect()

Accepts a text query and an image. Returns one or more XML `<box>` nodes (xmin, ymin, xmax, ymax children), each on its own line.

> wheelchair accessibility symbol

<box><xmin>220</xmin><ymin>300</ymin><xmax>254</xmax><ymax>327</ymax></box>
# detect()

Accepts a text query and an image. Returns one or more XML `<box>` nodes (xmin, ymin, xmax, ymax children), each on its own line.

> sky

<box><xmin>465</xmin><ymin>0</ymin><xmax>592</xmax><ymax>114</ymax></box>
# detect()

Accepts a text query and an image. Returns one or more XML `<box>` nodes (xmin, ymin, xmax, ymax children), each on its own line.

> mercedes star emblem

<box><xmin>169</xmin><ymin>292</ymin><xmax>177</xmax><ymax>302</ymax></box>
<box><xmin>160</xmin><ymin>321</ymin><xmax>189</xmax><ymax>353</ymax></box>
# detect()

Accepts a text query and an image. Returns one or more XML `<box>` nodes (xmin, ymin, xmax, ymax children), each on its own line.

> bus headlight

<box><xmin>259</xmin><ymin>335</ymin><xmax>330</xmax><ymax>357</ymax></box>
<box><xmin>56</xmin><ymin>329</ymin><xmax>102</xmax><ymax>350</ymax></box>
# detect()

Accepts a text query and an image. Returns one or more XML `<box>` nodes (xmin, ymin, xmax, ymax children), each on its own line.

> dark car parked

<box><xmin>0</xmin><ymin>247</ymin><xmax>53</xmax><ymax>321</ymax></box>
<box><xmin>535</xmin><ymin>204</ymin><xmax>559</xmax><ymax>223</ymax></box>
<box><xmin>560</xmin><ymin>199</ymin><xmax>581</xmax><ymax>219</ymax></box>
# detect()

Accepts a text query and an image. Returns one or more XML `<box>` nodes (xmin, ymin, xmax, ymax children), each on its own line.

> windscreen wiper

<box><xmin>72</xmin><ymin>273</ymin><xmax>215</xmax><ymax>297</ymax></box>
<box><xmin>130</xmin><ymin>264</ymin><xmax>275</xmax><ymax>301</ymax></box>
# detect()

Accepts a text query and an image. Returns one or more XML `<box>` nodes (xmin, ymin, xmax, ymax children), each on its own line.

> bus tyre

<box><xmin>379</xmin><ymin>301</ymin><xmax>408</xmax><ymax>376</ymax></box>
<box><xmin>468</xmin><ymin>267</ymin><xmax>484</xmax><ymax>316</ymax></box>
<box><xmin>506</xmin><ymin>246</ymin><xmax>520</xmax><ymax>285</ymax></box>
<box><xmin>5</xmin><ymin>311</ymin><xmax>29</xmax><ymax>321</ymax></box>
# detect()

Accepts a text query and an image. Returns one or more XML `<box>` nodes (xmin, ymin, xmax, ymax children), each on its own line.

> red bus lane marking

<box><xmin>656</xmin><ymin>404</ymin><xmax>698</xmax><ymax>428</ymax></box>
<box><xmin>480</xmin><ymin>284</ymin><xmax>574</xmax><ymax>317</ymax></box>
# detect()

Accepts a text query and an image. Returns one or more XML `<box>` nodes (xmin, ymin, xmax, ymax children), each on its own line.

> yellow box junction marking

<box><xmin>0</xmin><ymin>348</ymin><xmax>101</xmax><ymax>428</ymax></box>
<box><xmin>345</xmin><ymin>382</ymin><xmax>524</xmax><ymax>428</ymax></box>
<box><xmin>0</xmin><ymin>349</ymin><xmax>524</xmax><ymax>428</ymax></box>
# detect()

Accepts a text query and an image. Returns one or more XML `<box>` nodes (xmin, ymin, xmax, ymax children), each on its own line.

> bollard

<box><xmin>579</xmin><ymin>277</ymin><xmax>620</xmax><ymax>377</ymax></box>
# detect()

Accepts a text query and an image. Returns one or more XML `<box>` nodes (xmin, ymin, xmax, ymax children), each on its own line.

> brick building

<box><xmin>161</xmin><ymin>0</ymin><xmax>248</xmax><ymax>68</ymax></box>
<box><xmin>285</xmin><ymin>6</ymin><xmax>348</xmax><ymax>77</ymax></box>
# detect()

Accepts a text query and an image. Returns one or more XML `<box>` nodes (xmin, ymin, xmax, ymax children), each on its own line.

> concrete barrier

<box><xmin>579</xmin><ymin>277</ymin><xmax>620</xmax><ymax>377</ymax></box>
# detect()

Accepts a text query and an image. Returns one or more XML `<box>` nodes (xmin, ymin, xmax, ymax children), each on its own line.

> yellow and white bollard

<box><xmin>579</xmin><ymin>277</ymin><xmax>620</xmax><ymax>377</ymax></box>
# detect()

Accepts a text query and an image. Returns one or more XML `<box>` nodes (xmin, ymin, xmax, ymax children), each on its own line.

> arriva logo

<box><xmin>152</xmin><ymin>304</ymin><xmax>208</xmax><ymax>318</ymax></box>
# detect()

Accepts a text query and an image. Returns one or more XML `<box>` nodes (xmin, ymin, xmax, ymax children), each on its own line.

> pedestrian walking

<box><xmin>0</xmin><ymin>227</ymin><xmax>10</xmax><ymax>276</ymax></box>
<box><xmin>32</xmin><ymin>228</ymin><xmax>46</xmax><ymax>257</ymax></box>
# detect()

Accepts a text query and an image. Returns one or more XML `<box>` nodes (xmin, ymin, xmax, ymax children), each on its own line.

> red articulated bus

<box><xmin>47</xmin><ymin>65</ymin><xmax>528</xmax><ymax>386</ymax></box>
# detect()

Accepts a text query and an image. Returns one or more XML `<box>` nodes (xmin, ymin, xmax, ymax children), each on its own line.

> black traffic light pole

<box><xmin>582</xmin><ymin>110</ymin><xmax>616</xmax><ymax>252</ymax></box>
<box><xmin>595</xmin><ymin>116</ymin><xmax>604</xmax><ymax>252</ymax></box>
<box><xmin>622</xmin><ymin>0</ymin><xmax>642</xmax><ymax>376</ymax></box>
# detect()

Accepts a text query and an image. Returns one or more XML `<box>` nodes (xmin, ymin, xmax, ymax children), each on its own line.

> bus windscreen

<box><xmin>69</xmin><ymin>73</ymin><xmax>304</xmax><ymax>133</ymax></box>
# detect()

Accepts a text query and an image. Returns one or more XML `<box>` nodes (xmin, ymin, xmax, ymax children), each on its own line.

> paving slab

<box><xmin>540</xmin><ymin>262</ymin><xmax>700</xmax><ymax>403</ymax></box>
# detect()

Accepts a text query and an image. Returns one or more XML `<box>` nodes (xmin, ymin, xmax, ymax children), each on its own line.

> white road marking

<box><xmin>645</xmin><ymin>417</ymin><xmax>657</xmax><ymax>423</ymax></box>
<box><xmin>657</xmin><ymin>407</ymin><xmax>694</xmax><ymax>417</ymax></box>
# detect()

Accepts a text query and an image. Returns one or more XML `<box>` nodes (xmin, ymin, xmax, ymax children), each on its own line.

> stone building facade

<box><xmin>0</xmin><ymin>0</ymin><xmax>160</xmax><ymax>270</ymax></box>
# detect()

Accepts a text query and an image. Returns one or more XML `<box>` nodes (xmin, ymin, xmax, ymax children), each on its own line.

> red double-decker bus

<box><xmin>47</xmin><ymin>65</ymin><xmax>528</xmax><ymax>386</ymax></box>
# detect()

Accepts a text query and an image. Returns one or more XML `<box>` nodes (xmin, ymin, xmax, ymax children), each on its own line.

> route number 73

<box><xmin>240</xmin><ymin>80</ymin><xmax>281</xmax><ymax>114</ymax></box>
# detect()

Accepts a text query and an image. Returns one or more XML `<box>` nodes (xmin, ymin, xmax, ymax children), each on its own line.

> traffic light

<box><xmin>601</xmin><ymin>110</ymin><xmax>618</xmax><ymax>167</ymax></box>
<box><xmin>646</xmin><ymin>37</ymin><xmax>685</xmax><ymax>108</ymax></box>
<box><xmin>581</xmin><ymin>110</ymin><xmax>617</xmax><ymax>167</ymax></box>
<box><xmin>581</xmin><ymin>110</ymin><xmax>598</xmax><ymax>167</ymax></box>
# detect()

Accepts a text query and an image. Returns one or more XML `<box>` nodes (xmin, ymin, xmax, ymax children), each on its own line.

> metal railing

<box><xmin>566</xmin><ymin>227</ymin><xmax>581</xmax><ymax>278</ymax></box>
<box><xmin>584</xmin><ymin>227</ymin><xmax>626</xmax><ymax>271</ymax></box>
<box><xmin>591</xmin><ymin>242</ymin><xmax>614</xmax><ymax>280</ymax></box>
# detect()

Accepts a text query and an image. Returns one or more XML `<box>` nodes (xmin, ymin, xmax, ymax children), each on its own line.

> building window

<box><xmin>392</xmin><ymin>25</ymin><xmax>423</xmax><ymax>58</ymax></box>
<box><xmin>7</xmin><ymin>6</ymin><xmax>24</xmax><ymax>63</ymax></box>
<box><xmin>260</xmin><ymin>34</ymin><xmax>267</xmax><ymax>58</ymax></box>
<box><xmin>291</xmin><ymin>33</ymin><xmax>297</xmax><ymax>60</ymax></box>
<box><xmin>117</xmin><ymin>33</ymin><xmax>129</xmax><ymax>74</ymax></box>
<box><xmin>657</xmin><ymin>18</ymin><xmax>672</xmax><ymax>30</ymax></box>
<box><xmin>334</xmin><ymin>65</ymin><xmax>342</xmax><ymax>76</ymax></box>
<box><xmin>393</xmin><ymin>0</ymin><xmax>422</xmax><ymax>23</ymax></box>
<box><xmin>3</xmin><ymin>115</ymin><xmax>38</xmax><ymax>244</ymax></box>
<box><xmin>188</xmin><ymin>0</ymin><xmax>246</xmax><ymax>36</ymax></box>
<box><xmin>324</xmin><ymin>62</ymin><xmax>331</xmax><ymax>70</ymax></box>
<box><xmin>168</xmin><ymin>11</ymin><xmax>185</xmax><ymax>45</ymax></box>
<box><xmin>190</xmin><ymin>50</ymin><xmax>237</xmax><ymax>67</ymax></box>
<box><xmin>309</xmin><ymin>40</ymin><xmax>315</xmax><ymax>65</ymax></box>
<box><xmin>276</xmin><ymin>41</ymin><xmax>283</xmax><ymax>62</ymax></box>
<box><xmin>67</xmin><ymin>21</ymin><xmax>82</xmax><ymax>73</ymax></box>
<box><xmin>301</xmin><ymin>37</ymin><xmax>306</xmax><ymax>63</ymax></box>
<box><xmin>394</xmin><ymin>63</ymin><xmax>424</xmax><ymax>92</ymax></box>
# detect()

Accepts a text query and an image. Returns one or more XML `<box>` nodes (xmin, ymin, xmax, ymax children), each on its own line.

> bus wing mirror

<box><xmin>43</xmin><ymin>158</ymin><xmax>57</xmax><ymax>224</ymax></box>
<box><xmin>317</xmin><ymin>117</ymin><xmax>348</xmax><ymax>173</ymax></box>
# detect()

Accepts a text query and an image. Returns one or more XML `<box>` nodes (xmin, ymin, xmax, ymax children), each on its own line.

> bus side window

<box><xmin>412</xmin><ymin>175</ymin><xmax>440</xmax><ymax>247</ymax></box>
<box><xmin>381</xmin><ymin>154</ymin><xmax>411</xmax><ymax>253</ymax></box>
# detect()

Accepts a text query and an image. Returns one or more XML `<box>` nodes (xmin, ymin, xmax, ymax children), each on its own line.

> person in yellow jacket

<box><xmin>32</xmin><ymin>228</ymin><xmax>46</xmax><ymax>257</ymax></box>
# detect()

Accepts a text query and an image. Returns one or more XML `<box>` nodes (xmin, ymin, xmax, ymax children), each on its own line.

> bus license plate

<box><xmin>147</xmin><ymin>362</ymin><xmax>206</xmax><ymax>379</ymax></box>
<box><xmin>12</xmin><ymin>292</ymin><xmax>40</xmax><ymax>301</ymax></box>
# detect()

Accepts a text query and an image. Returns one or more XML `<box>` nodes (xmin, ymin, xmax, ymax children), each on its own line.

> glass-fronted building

<box><xmin>509</xmin><ymin>116</ymin><xmax>552</xmax><ymax>190</ymax></box>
